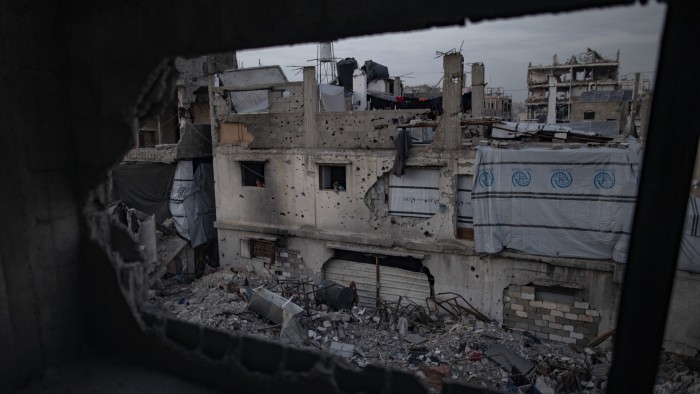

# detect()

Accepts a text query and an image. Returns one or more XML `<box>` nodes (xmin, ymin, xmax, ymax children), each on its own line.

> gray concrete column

<box><xmin>442</xmin><ymin>53</ymin><xmax>463</xmax><ymax>150</ymax></box>
<box><xmin>471</xmin><ymin>63</ymin><xmax>484</xmax><ymax>118</ymax></box>
<box><xmin>393</xmin><ymin>76</ymin><xmax>402</xmax><ymax>97</ymax></box>
<box><xmin>547</xmin><ymin>75</ymin><xmax>557</xmax><ymax>124</ymax></box>
<box><xmin>303</xmin><ymin>66</ymin><xmax>318</xmax><ymax>148</ymax></box>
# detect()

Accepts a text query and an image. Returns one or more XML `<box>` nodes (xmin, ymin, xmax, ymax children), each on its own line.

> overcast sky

<box><xmin>238</xmin><ymin>3</ymin><xmax>666</xmax><ymax>103</ymax></box>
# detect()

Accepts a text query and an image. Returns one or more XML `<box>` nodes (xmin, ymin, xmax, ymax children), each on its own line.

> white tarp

<box><xmin>389</xmin><ymin>168</ymin><xmax>440</xmax><ymax>218</ymax></box>
<box><xmin>320</xmin><ymin>84</ymin><xmax>345</xmax><ymax>112</ymax></box>
<box><xmin>457</xmin><ymin>175</ymin><xmax>474</xmax><ymax>229</ymax></box>
<box><xmin>472</xmin><ymin>146</ymin><xmax>640</xmax><ymax>260</ymax></box>
<box><xmin>169</xmin><ymin>160</ymin><xmax>194</xmax><ymax>240</ymax></box>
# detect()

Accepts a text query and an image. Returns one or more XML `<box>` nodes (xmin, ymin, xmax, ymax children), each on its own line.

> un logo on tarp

<box><xmin>594</xmin><ymin>171</ymin><xmax>616</xmax><ymax>189</ymax></box>
<box><xmin>478</xmin><ymin>171</ymin><xmax>494</xmax><ymax>187</ymax></box>
<box><xmin>512</xmin><ymin>171</ymin><xmax>531</xmax><ymax>187</ymax></box>
<box><xmin>551</xmin><ymin>172</ymin><xmax>573</xmax><ymax>188</ymax></box>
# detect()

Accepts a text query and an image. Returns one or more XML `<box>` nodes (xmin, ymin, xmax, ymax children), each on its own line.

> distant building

<box><xmin>525</xmin><ymin>48</ymin><xmax>651</xmax><ymax>137</ymax></box>
<box><xmin>483</xmin><ymin>87</ymin><xmax>512</xmax><ymax>120</ymax></box>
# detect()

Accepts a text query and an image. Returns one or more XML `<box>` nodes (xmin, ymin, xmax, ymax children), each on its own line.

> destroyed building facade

<box><xmin>206</xmin><ymin>53</ymin><xmax>700</xmax><ymax>355</ymax></box>
<box><xmin>526</xmin><ymin>48</ymin><xmax>650</xmax><ymax>138</ymax></box>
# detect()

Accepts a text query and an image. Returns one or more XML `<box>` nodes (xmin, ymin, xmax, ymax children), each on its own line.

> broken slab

<box><xmin>248</xmin><ymin>287</ymin><xmax>303</xmax><ymax>325</ymax></box>
<box><xmin>484</xmin><ymin>343</ymin><xmax>535</xmax><ymax>375</ymax></box>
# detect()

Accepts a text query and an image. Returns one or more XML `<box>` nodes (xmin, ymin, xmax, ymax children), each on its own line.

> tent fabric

<box><xmin>391</xmin><ymin>129</ymin><xmax>413</xmax><ymax>176</ymax></box>
<box><xmin>183</xmin><ymin>163</ymin><xmax>217</xmax><ymax>247</ymax></box>
<box><xmin>169</xmin><ymin>160</ymin><xmax>194</xmax><ymax>240</ymax></box>
<box><xmin>230</xmin><ymin>90</ymin><xmax>269</xmax><ymax>114</ymax></box>
<box><xmin>169</xmin><ymin>160</ymin><xmax>217</xmax><ymax>247</ymax></box>
<box><xmin>319</xmin><ymin>84</ymin><xmax>346</xmax><ymax>112</ymax></box>
<box><xmin>457</xmin><ymin>175</ymin><xmax>474</xmax><ymax>229</ymax></box>
<box><xmin>361</xmin><ymin>60</ymin><xmax>389</xmax><ymax>83</ymax></box>
<box><xmin>112</xmin><ymin>163</ymin><xmax>176</xmax><ymax>223</ymax></box>
<box><xmin>388</xmin><ymin>168</ymin><xmax>440</xmax><ymax>218</ymax></box>
<box><xmin>336</xmin><ymin>58</ymin><xmax>358</xmax><ymax>91</ymax></box>
<box><xmin>472</xmin><ymin>146</ymin><xmax>640</xmax><ymax>260</ymax></box>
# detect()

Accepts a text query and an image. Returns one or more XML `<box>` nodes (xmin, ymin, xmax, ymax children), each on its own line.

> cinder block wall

<box><xmin>503</xmin><ymin>285</ymin><xmax>601</xmax><ymax>346</ymax></box>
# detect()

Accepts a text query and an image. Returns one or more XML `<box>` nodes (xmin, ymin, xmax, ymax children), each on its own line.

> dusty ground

<box><xmin>148</xmin><ymin>267</ymin><xmax>700</xmax><ymax>393</ymax></box>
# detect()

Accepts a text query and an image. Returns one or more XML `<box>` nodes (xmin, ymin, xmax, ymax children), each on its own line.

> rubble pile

<box><xmin>149</xmin><ymin>268</ymin><xmax>700</xmax><ymax>393</ymax></box>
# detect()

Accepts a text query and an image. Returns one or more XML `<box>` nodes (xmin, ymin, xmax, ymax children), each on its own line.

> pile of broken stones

<box><xmin>149</xmin><ymin>268</ymin><xmax>700</xmax><ymax>393</ymax></box>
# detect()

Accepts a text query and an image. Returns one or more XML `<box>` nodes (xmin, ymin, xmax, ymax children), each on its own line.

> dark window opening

<box><xmin>319</xmin><ymin>165</ymin><xmax>346</xmax><ymax>191</ymax></box>
<box><xmin>535</xmin><ymin>285</ymin><xmax>576</xmax><ymax>304</ymax></box>
<box><xmin>241</xmin><ymin>161</ymin><xmax>265</xmax><ymax>187</ymax></box>
<box><xmin>584</xmin><ymin>111</ymin><xmax>595</xmax><ymax>120</ymax></box>
<box><xmin>138</xmin><ymin>129</ymin><xmax>156</xmax><ymax>148</ymax></box>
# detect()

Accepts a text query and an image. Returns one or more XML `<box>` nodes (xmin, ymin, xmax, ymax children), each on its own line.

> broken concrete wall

<box><xmin>570</xmin><ymin>100</ymin><xmax>624</xmax><ymax>122</ymax></box>
<box><xmin>215</xmin><ymin>114</ymin><xmax>305</xmax><ymax>148</ymax></box>
<box><xmin>317</xmin><ymin>110</ymin><xmax>428</xmax><ymax>149</ymax></box>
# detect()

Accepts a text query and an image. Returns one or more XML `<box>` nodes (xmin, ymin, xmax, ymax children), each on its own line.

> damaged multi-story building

<box><xmin>205</xmin><ymin>52</ymin><xmax>700</xmax><ymax>355</ymax></box>
<box><xmin>110</xmin><ymin>55</ymin><xmax>237</xmax><ymax>284</ymax></box>
<box><xmin>526</xmin><ymin>48</ymin><xmax>651</xmax><ymax>138</ymax></box>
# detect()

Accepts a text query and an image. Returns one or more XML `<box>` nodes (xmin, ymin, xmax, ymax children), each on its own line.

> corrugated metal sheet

<box><xmin>324</xmin><ymin>259</ymin><xmax>431</xmax><ymax>307</ymax></box>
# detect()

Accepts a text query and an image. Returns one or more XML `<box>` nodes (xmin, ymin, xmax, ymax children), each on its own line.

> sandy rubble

<box><xmin>148</xmin><ymin>267</ymin><xmax>700</xmax><ymax>393</ymax></box>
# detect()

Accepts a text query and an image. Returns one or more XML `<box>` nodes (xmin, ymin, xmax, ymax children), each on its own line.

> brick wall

<box><xmin>273</xmin><ymin>249</ymin><xmax>312</xmax><ymax>282</ymax></box>
<box><xmin>502</xmin><ymin>285</ymin><xmax>600</xmax><ymax>346</ymax></box>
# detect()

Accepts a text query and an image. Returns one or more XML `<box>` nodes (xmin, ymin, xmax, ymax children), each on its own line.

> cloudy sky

<box><xmin>238</xmin><ymin>3</ymin><xmax>666</xmax><ymax>103</ymax></box>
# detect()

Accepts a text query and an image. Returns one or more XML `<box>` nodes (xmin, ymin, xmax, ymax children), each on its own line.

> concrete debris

<box><xmin>329</xmin><ymin>341</ymin><xmax>355</xmax><ymax>359</ymax></box>
<box><xmin>149</xmin><ymin>269</ymin><xmax>700</xmax><ymax>393</ymax></box>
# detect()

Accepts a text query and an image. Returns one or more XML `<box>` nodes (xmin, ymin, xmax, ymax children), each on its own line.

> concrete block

<box><xmin>529</xmin><ymin>313</ymin><xmax>542</xmax><ymax>321</ymax></box>
<box><xmin>561</xmin><ymin>336</ymin><xmax>577</xmax><ymax>344</ymax></box>
<box><xmin>555</xmin><ymin>304</ymin><xmax>570</xmax><ymax>313</ymax></box>
<box><xmin>578</xmin><ymin>314</ymin><xmax>593</xmax><ymax>322</ymax></box>
<box><xmin>522</xmin><ymin>286</ymin><xmax>535</xmax><ymax>295</ymax></box>
<box><xmin>507</xmin><ymin>290</ymin><xmax>521</xmax><ymax>298</ymax></box>
<box><xmin>549</xmin><ymin>334</ymin><xmax>563</xmax><ymax>342</ymax></box>
<box><xmin>166</xmin><ymin>318</ymin><xmax>201</xmax><ymax>351</ymax></box>
<box><xmin>543</xmin><ymin>327</ymin><xmax>555</xmax><ymax>334</ymax></box>
<box><xmin>570</xmin><ymin>332</ymin><xmax>584</xmax><ymax>340</ymax></box>
<box><xmin>535</xmin><ymin>332</ymin><xmax>548</xmax><ymax>340</ymax></box>
<box><xmin>571</xmin><ymin>307</ymin><xmax>585</xmax><ymax>315</ymax></box>
<box><xmin>508</xmin><ymin>285</ymin><xmax>521</xmax><ymax>292</ymax></box>
<box><xmin>516</xmin><ymin>311</ymin><xmax>528</xmax><ymax>318</ymax></box>
<box><xmin>550</xmin><ymin>310</ymin><xmax>564</xmax><ymax>317</ymax></box>
<box><xmin>521</xmin><ymin>292</ymin><xmax>535</xmax><ymax>301</ymax></box>
<box><xmin>515</xmin><ymin>322</ymin><xmax>529</xmax><ymax>330</ymax></box>
<box><xmin>549</xmin><ymin>322</ymin><xmax>562</xmax><ymax>330</ymax></box>
<box><xmin>535</xmin><ymin>320</ymin><xmax>548</xmax><ymax>327</ymax></box>
<box><xmin>563</xmin><ymin>325</ymin><xmax>574</xmax><ymax>332</ymax></box>
<box><xmin>504</xmin><ymin>302</ymin><xmax>511</xmax><ymax>311</ymax></box>
<box><xmin>542</xmin><ymin>301</ymin><xmax>557</xmax><ymax>309</ymax></box>
<box><xmin>529</xmin><ymin>300</ymin><xmax>543</xmax><ymax>308</ymax></box>
<box><xmin>565</xmin><ymin>313</ymin><xmax>578</xmax><ymax>321</ymax></box>
<box><xmin>202</xmin><ymin>327</ymin><xmax>240</xmax><ymax>360</ymax></box>
<box><xmin>543</xmin><ymin>315</ymin><xmax>555</xmax><ymax>323</ymax></box>
<box><xmin>574</xmin><ymin>301</ymin><xmax>589</xmax><ymax>309</ymax></box>
<box><xmin>504</xmin><ymin>296</ymin><xmax>511</xmax><ymax>302</ymax></box>
<box><xmin>241</xmin><ymin>336</ymin><xmax>283</xmax><ymax>374</ymax></box>
<box><xmin>585</xmin><ymin>309</ymin><xmax>600</xmax><ymax>317</ymax></box>
<box><xmin>511</xmin><ymin>303</ymin><xmax>523</xmax><ymax>311</ymax></box>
